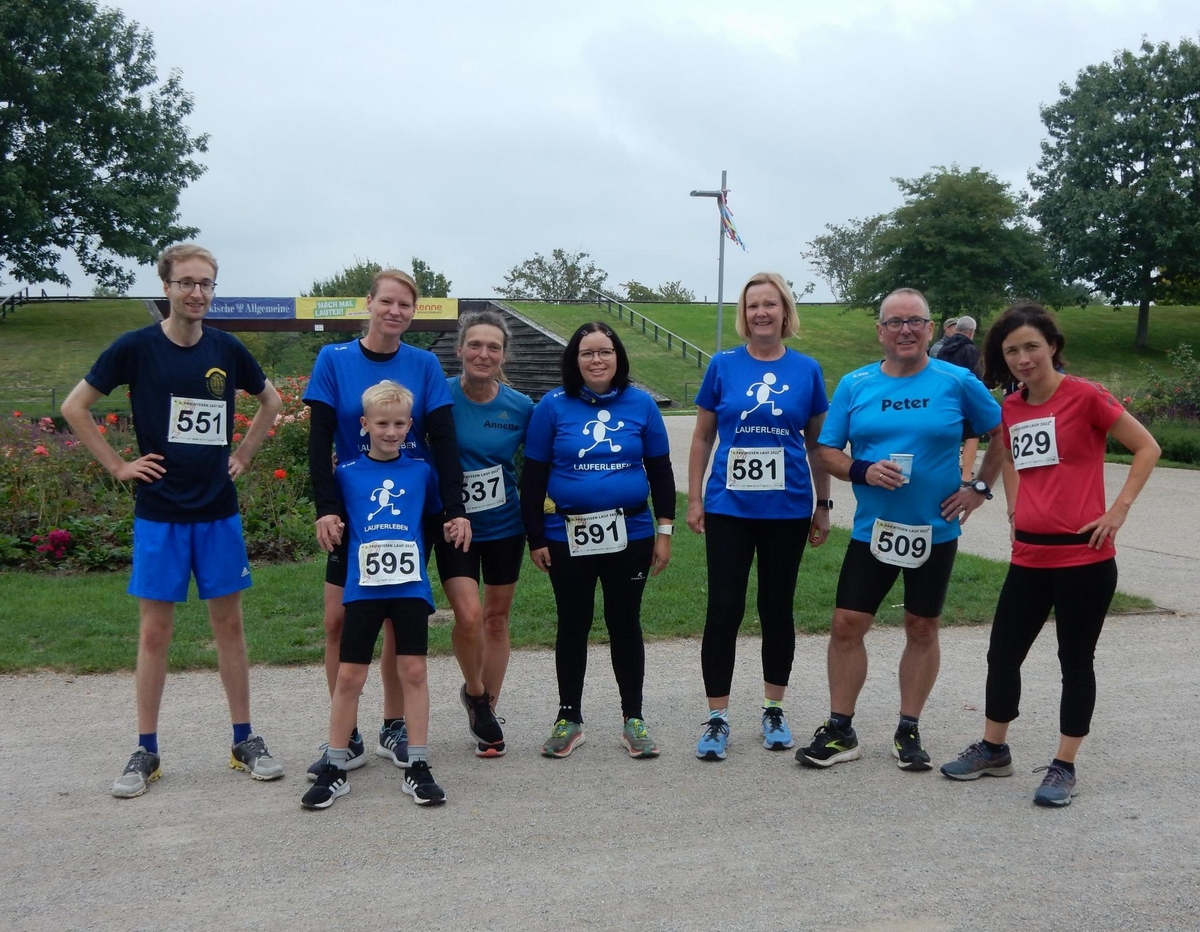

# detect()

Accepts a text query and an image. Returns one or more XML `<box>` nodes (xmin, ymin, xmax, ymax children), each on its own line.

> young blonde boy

<box><xmin>302</xmin><ymin>381</ymin><xmax>461</xmax><ymax>808</ymax></box>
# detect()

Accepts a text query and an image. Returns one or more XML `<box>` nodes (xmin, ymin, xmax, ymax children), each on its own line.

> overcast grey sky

<box><xmin>33</xmin><ymin>0</ymin><xmax>1200</xmax><ymax>300</ymax></box>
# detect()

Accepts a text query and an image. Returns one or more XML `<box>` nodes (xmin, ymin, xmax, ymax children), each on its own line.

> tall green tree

<box><xmin>305</xmin><ymin>258</ymin><xmax>384</xmax><ymax>298</ymax></box>
<box><xmin>848</xmin><ymin>166</ymin><xmax>1060</xmax><ymax>321</ymax></box>
<box><xmin>496</xmin><ymin>248</ymin><xmax>608</xmax><ymax>300</ymax></box>
<box><xmin>0</xmin><ymin>0</ymin><xmax>208</xmax><ymax>290</ymax></box>
<box><xmin>411</xmin><ymin>257</ymin><xmax>450</xmax><ymax>298</ymax></box>
<box><xmin>801</xmin><ymin>215</ymin><xmax>888</xmax><ymax>303</ymax></box>
<box><xmin>1030</xmin><ymin>38</ymin><xmax>1200</xmax><ymax>349</ymax></box>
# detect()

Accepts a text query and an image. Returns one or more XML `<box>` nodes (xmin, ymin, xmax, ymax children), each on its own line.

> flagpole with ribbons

<box><xmin>690</xmin><ymin>169</ymin><xmax>747</xmax><ymax>353</ymax></box>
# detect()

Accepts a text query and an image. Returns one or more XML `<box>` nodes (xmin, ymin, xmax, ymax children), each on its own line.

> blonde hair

<box><xmin>369</xmin><ymin>269</ymin><xmax>420</xmax><ymax>302</ymax></box>
<box><xmin>360</xmin><ymin>380</ymin><xmax>414</xmax><ymax>416</ymax></box>
<box><xmin>735</xmin><ymin>272</ymin><xmax>800</xmax><ymax>340</ymax></box>
<box><xmin>157</xmin><ymin>244</ymin><xmax>218</xmax><ymax>282</ymax></box>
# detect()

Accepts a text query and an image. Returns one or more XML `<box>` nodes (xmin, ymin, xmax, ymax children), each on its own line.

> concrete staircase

<box><xmin>429</xmin><ymin>300</ymin><xmax>671</xmax><ymax>407</ymax></box>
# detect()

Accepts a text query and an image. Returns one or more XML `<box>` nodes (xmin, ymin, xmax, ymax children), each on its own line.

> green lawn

<box><xmin>510</xmin><ymin>300</ymin><xmax>1200</xmax><ymax>405</ymax></box>
<box><xmin>0</xmin><ymin>299</ymin><xmax>154</xmax><ymax>416</ymax></box>
<box><xmin>0</xmin><ymin>495</ymin><xmax>1154</xmax><ymax>674</ymax></box>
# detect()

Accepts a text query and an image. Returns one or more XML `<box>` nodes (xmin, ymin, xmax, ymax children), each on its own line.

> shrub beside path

<box><xmin>2</xmin><ymin>418</ymin><xmax>1197</xmax><ymax>931</ymax></box>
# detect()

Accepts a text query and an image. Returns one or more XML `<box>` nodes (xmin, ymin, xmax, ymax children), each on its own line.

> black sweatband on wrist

<box><xmin>848</xmin><ymin>459</ymin><xmax>873</xmax><ymax>485</ymax></box>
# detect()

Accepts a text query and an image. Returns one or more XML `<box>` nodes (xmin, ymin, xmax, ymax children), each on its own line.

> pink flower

<box><xmin>33</xmin><ymin>445</ymin><xmax>49</xmax><ymax>455</ymax></box>
<box><xmin>233</xmin><ymin>432</ymin><xmax>244</xmax><ymax>442</ymax></box>
<box><xmin>105</xmin><ymin>413</ymin><xmax>119</xmax><ymax>425</ymax></box>
<box><xmin>39</xmin><ymin>417</ymin><xmax>55</xmax><ymax>432</ymax></box>
<box><xmin>11</xmin><ymin>411</ymin><xmax>21</xmax><ymax>418</ymax></box>
<box><xmin>97</xmin><ymin>425</ymin><xmax>106</xmax><ymax>435</ymax></box>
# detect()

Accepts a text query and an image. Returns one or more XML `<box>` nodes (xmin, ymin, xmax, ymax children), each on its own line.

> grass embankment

<box><xmin>0</xmin><ymin>495</ymin><xmax>1153</xmax><ymax>674</ymax></box>
<box><xmin>509</xmin><ymin>300</ymin><xmax>1200</xmax><ymax>405</ymax></box>
<box><xmin>0</xmin><ymin>300</ymin><xmax>153</xmax><ymax>417</ymax></box>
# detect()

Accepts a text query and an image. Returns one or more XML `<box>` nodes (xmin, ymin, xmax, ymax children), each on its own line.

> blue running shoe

<box><xmin>1032</xmin><ymin>762</ymin><xmax>1076</xmax><ymax>807</ymax></box>
<box><xmin>761</xmin><ymin>707</ymin><xmax>795</xmax><ymax>751</ymax></box>
<box><xmin>306</xmin><ymin>731</ymin><xmax>367</xmax><ymax>782</ymax></box>
<box><xmin>696</xmin><ymin>717</ymin><xmax>729</xmax><ymax>761</ymax></box>
<box><xmin>376</xmin><ymin>720</ymin><xmax>409</xmax><ymax>769</ymax></box>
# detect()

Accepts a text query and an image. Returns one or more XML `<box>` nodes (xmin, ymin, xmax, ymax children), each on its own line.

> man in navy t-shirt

<box><xmin>62</xmin><ymin>244</ymin><xmax>285</xmax><ymax>799</ymax></box>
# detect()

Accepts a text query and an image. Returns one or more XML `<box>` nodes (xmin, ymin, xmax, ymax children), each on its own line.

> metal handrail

<box><xmin>1</xmin><ymin>286</ymin><xmax>29</xmax><ymax>320</ymax></box>
<box><xmin>588</xmin><ymin>289</ymin><xmax>711</xmax><ymax>370</ymax></box>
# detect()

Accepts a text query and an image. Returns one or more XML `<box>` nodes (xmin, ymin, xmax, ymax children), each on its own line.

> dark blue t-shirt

<box><xmin>85</xmin><ymin>323</ymin><xmax>267</xmax><ymax>523</ymax></box>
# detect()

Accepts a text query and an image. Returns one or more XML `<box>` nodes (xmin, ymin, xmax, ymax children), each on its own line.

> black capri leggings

<box><xmin>700</xmin><ymin>512</ymin><xmax>811</xmax><ymax>698</ymax></box>
<box><xmin>985</xmin><ymin>559</ymin><xmax>1117</xmax><ymax>738</ymax></box>
<box><xmin>546</xmin><ymin>535</ymin><xmax>655</xmax><ymax>722</ymax></box>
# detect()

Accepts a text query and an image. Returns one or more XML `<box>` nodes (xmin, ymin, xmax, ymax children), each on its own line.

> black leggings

<box><xmin>700</xmin><ymin>513</ymin><xmax>811</xmax><ymax>698</ymax></box>
<box><xmin>985</xmin><ymin>559</ymin><xmax>1117</xmax><ymax>738</ymax></box>
<box><xmin>546</xmin><ymin>536</ymin><xmax>655</xmax><ymax>721</ymax></box>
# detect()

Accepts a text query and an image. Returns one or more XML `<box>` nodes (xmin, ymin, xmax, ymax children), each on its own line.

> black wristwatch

<box><xmin>964</xmin><ymin>480</ymin><xmax>993</xmax><ymax>500</ymax></box>
<box><xmin>815</xmin><ymin>499</ymin><xmax>833</xmax><ymax>510</ymax></box>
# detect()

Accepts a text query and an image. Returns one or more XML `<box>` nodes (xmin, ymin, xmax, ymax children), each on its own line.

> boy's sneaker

<box><xmin>403</xmin><ymin>760</ymin><xmax>446</xmax><ymax>805</ymax></box>
<box><xmin>621</xmin><ymin>718</ymin><xmax>660</xmax><ymax>758</ymax></box>
<box><xmin>460</xmin><ymin>684</ymin><xmax>505</xmax><ymax>754</ymax></box>
<box><xmin>797</xmin><ymin>720</ymin><xmax>862</xmax><ymax>768</ymax></box>
<box><xmin>893</xmin><ymin>723</ymin><xmax>932</xmax><ymax>771</ymax></box>
<box><xmin>939</xmin><ymin>741</ymin><xmax>1014</xmax><ymax>780</ymax></box>
<box><xmin>762</xmin><ymin>707</ymin><xmax>795</xmax><ymax>751</ymax></box>
<box><xmin>696</xmin><ymin>717</ymin><xmax>729</xmax><ymax>761</ymax></box>
<box><xmin>375</xmin><ymin>721</ymin><xmax>409</xmax><ymax>769</ymax></box>
<box><xmin>300</xmin><ymin>763</ymin><xmax>349</xmax><ymax>810</ymax></box>
<box><xmin>306</xmin><ymin>732</ymin><xmax>368</xmax><ymax>782</ymax></box>
<box><xmin>230</xmin><ymin>734</ymin><xmax>284</xmax><ymax>780</ymax></box>
<box><xmin>111</xmin><ymin>747</ymin><xmax>162</xmax><ymax>798</ymax></box>
<box><xmin>1032</xmin><ymin>762</ymin><xmax>1077</xmax><ymax>807</ymax></box>
<box><xmin>541</xmin><ymin>719</ymin><xmax>585</xmax><ymax>758</ymax></box>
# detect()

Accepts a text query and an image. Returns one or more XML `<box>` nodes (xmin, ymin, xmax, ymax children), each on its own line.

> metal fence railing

<box><xmin>2</xmin><ymin>287</ymin><xmax>29</xmax><ymax>321</ymax></box>
<box><xmin>590</xmin><ymin>289</ymin><xmax>711</xmax><ymax>370</ymax></box>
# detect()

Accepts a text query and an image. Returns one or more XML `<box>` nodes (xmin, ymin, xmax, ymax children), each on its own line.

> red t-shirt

<box><xmin>1004</xmin><ymin>375</ymin><xmax>1124</xmax><ymax>568</ymax></box>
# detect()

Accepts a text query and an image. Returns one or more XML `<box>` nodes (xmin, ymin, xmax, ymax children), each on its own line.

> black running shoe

<box><xmin>403</xmin><ymin>760</ymin><xmax>446</xmax><ymax>806</ymax></box>
<box><xmin>300</xmin><ymin>763</ymin><xmax>349</xmax><ymax>810</ymax></box>
<box><xmin>797</xmin><ymin>720</ymin><xmax>862</xmax><ymax>768</ymax></box>
<box><xmin>893</xmin><ymin>724</ymin><xmax>932</xmax><ymax>771</ymax></box>
<box><xmin>460</xmin><ymin>684</ymin><xmax>504</xmax><ymax>747</ymax></box>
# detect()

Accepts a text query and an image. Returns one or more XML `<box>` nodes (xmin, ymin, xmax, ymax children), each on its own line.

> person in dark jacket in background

<box><xmin>937</xmin><ymin>316</ymin><xmax>984</xmax><ymax>481</ymax></box>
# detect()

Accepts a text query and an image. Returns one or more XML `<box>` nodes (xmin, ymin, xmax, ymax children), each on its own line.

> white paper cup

<box><xmin>890</xmin><ymin>454</ymin><xmax>913</xmax><ymax>484</ymax></box>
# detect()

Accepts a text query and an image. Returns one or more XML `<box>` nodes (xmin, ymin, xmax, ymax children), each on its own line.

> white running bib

<box><xmin>870</xmin><ymin>519</ymin><xmax>932</xmax><ymax>569</ymax></box>
<box><xmin>1009</xmin><ymin>416</ymin><xmax>1059</xmax><ymax>470</ymax></box>
<box><xmin>358</xmin><ymin>539</ymin><xmax>420</xmax><ymax>586</ymax></box>
<box><xmin>726</xmin><ymin>447</ymin><xmax>785</xmax><ymax>491</ymax></box>
<box><xmin>461</xmin><ymin>464</ymin><xmax>505</xmax><ymax>514</ymax></box>
<box><xmin>565</xmin><ymin>509</ymin><xmax>628</xmax><ymax>556</ymax></box>
<box><xmin>167</xmin><ymin>396</ymin><xmax>227</xmax><ymax>446</ymax></box>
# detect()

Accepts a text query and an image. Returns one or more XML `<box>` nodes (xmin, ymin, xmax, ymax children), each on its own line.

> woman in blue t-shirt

<box><xmin>686</xmin><ymin>272</ymin><xmax>832</xmax><ymax>761</ymax></box>
<box><xmin>434</xmin><ymin>309</ymin><xmax>534</xmax><ymax>758</ymax></box>
<box><xmin>521</xmin><ymin>322</ymin><xmax>676</xmax><ymax>760</ymax></box>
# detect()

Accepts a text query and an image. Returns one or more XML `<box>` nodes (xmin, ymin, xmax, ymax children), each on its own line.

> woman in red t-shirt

<box><xmin>940</xmin><ymin>302</ymin><xmax>1159</xmax><ymax>807</ymax></box>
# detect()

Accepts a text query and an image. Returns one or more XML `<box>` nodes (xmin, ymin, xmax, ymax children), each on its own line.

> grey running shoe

<box><xmin>376</xmin><ymin>720</ymin><xmax>410</xmax><ymax>769</ymax></box>
<box><xmin>112</xmin><ymin>747</ymin><xmax>162</xmax><ymax>798</ymax></box>
<box><xmin>230</xmin><ymin>734</ymin><xmax>284</xmax><ymax>780</ymax></box>
<box><xmin>621</xmin><ymin>718</ymin><xmax>660</xmax><ymax>758</ymax></box>
<box><xmin>541</xmin><ymin>719</ymin><xmax>585</xmax><ymax>758</ymax></box>
<box><xmin>1032</xmin><ymin>762</ymin><xmax>1077</xmax><ymax>807</ymax></box>
<box><xmin>300</xmin><ymin>764</ymin><xmax>349</xmax><ymax>810</ymax></box>
<box><xmin>306</xmin><ymin>732</ymin><xmax>368</xmax><ymax>782</ymax></box>
<box><xmin>893</xmin><ymin>724</ymin><xmax>932</xmax><ymax>771</ymax></box>
<box><xmin>940</xmin><ymin>741</ymin><xmax>1014</xmax><ymax>780</ymax></box>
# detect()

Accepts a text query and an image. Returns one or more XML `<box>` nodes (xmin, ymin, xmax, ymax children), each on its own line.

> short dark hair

<box><xmin>561</xmin><ymin>321</ymin><xmax>630</xmax><ymax>397</ymax></box>
<box><xmin>981</xmin><ymin>301</ymin><xmax>1067</xmax><ymax>389</ymax></box>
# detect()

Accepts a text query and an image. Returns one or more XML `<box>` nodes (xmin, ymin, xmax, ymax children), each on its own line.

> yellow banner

<box><xmin>415</xmin><ymin>297</ymin><xmax>458</xmax><ymax>320</ymax></box>
<box><xmin>295</xmin><ymin>297</ymin><xmax>370</xmax><ymax>320</ymax></box>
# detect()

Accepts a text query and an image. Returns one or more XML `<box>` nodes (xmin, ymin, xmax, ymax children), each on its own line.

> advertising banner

<box><xmin>295</xmin><ymin>297</ymin><xmax>371</xmax><ymax>320</ymax></box>
<box><xmin>207</xmin><ymin>297</ymin><xmax>295</xmax><ymax>319</ymax></box>
<box><xmin>415</xmin><ymin>297</ymin><xmax>458</xmax><ymax>321</ymax></box>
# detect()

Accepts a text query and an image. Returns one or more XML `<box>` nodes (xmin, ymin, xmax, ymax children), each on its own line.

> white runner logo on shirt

<box><xmin>740</xmin><ymin>373</ymin><xmax>789</xmax><ymax>420</ymax></box>
<box><xmin>367</xmin><ymin>480</ymin><xmax>404</xmax><ymax>520</ymax></box>
<box><xmin>579</xmin><ymin>409</ymin><xmax>625</xmax><ymax>457</ymax></box>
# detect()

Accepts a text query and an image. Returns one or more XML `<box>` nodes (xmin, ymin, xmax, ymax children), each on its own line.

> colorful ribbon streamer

<box><xmin>718</xmin><ymin>192</ymin><xmax>747</xmax><ymax>251</ymax></box>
